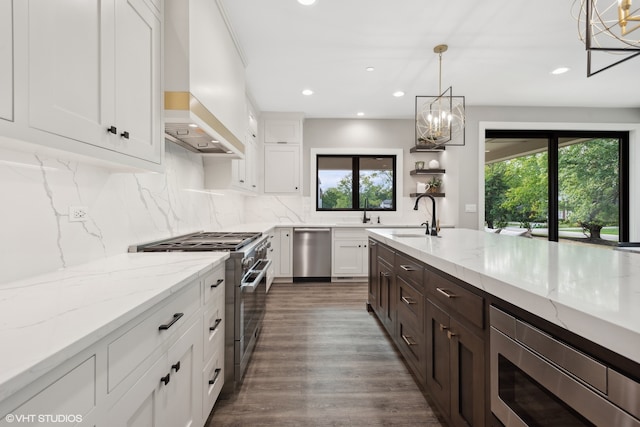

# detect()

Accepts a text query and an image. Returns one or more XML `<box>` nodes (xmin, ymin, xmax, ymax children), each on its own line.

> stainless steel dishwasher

<box><xmin>293</xmin><ymin>228</ymin><xmax>331</xmax><ymax>281</ymax></box>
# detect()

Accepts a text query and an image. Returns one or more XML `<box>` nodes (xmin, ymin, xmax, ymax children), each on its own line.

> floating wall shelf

<box><xmin>410</xmin><ymin>146</ymin><xmax>446</xmax><ymax>153</ymax></box>
<box><xmin>410</xmin><ymin>169</ymin><xmax>446</xmax><ymax>175</ymax></box>
<box><xmin>410</xmin><ymin>192</ymin><xmax>445</xmax><ymax>198</ymax></box>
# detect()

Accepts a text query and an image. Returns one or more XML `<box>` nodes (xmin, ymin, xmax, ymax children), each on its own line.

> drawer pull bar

<box><xmin>436</xmin><ymin>288</ymin><xmax>456</xmax><ymax>298</ymax></box>
<box><xmin>400</xmin><ymin>265</ymin><xmax>416</xmax><ymax>272</ymax></box>
<box><xmin>209</xmin><ymin>318</ymin><xmax>223</xmax><ymax>332</ymax></box>
<box><xmin>209</xmin><ymin>368</ymin><xmax>222</xmax><ymax>385</ymax></box>
<box><xmin>211</xmin><ymin>278</ymin><xmax>224</xmax><ymax>288</ymax></box>
<box><xmin>401</xmin><ymin>334</ymin><xmax>417</xmax><ymax>346</ymax></box>
<box><xmin>160</xmin><ymin>373</ymin><xmax>170</xmax><ymax>386</ymax></box>
<box><xmin>158</xmin><ymin>312</ymin><xmax>184</xmax><ymax>330</ymax></box>
<box><xmin>172</xmin><ymin>362</ymin><xmax>181</xmax><ymax>372</ymax></box>
<box><xmin>381</xmin><ymin>271</ymin><xmax>390</xmax><ymax>278</ymax></box>
<box><xmin>401</xmin><ymin>296</ymin><xmax>416</xmax><ymax>305</ymax></box>
<box><xmin>447</xmin><ymin>330</ymin><xmax>457</xmax><ymax>340</ymax></box>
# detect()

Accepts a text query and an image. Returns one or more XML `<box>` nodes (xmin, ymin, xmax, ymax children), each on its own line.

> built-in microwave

<box><xmin>489</xmin><ymin>306</ymin><xmax>640</xmax><ymax>427</ymax></box>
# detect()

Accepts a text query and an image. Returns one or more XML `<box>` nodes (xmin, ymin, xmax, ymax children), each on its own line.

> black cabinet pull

<box><xmin>107</xmin><ymin>126</ymin><xmax>117</xmax><ymax>134</ymax></box>
<box><xmin>208</xmin><ymin>368</ymin><xmax>222</xmax><ymax>385</ymax></box>
<box><xmin>211</xmin><ymin>278</ymin><xmax>224</xmax><ymax>288</ymax></box>
<box><xmin>171</xmin><ymin>362</ymin><xmax>180</xmax><ymax>372</ymax></box>
<box><xmin>239</xmin><ymin>179</ymin><xmax>245</xmax><ymax>183</ymax></box>
<box><xmin>160</xmin><ymin>373</ymin><xmax>170</xmax><ymax>385</ymax></box>
<box><xmin>120</xmin><ymin>131</ymin><xmax>130</xmax><ymax>139</ymax></box>
<box><xmin>209</xmin><ymin>318</ymin><xmax>222</xmax><ymax>332</ymax></box>
<box><xmin>158</xmin><ymin>312</ymin><xmax>183</xmax><ymax>330</ymax></box>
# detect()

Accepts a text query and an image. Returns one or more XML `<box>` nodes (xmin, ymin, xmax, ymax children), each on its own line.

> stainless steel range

<box><xmin>130</xmin><ymin>231</ymin><xmax>271</xmax><ymax>397</ymax></box>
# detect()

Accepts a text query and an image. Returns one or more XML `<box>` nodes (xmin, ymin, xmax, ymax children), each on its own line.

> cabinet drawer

<box><xmin>333</xmin><ymin>228</ymin><xmax>366</xmax><ymax>240</ymax></box>
<box><xmin>397</xmin><ymin>276</ymin><xmax>424</xmax><ymax>332</ymax></box>
<box><xmin>203</xmin><ymin>302</ymin><xmax>224</xmax><ymax>362</ymax></box>
<box><xmin>107</xmin><ymin>282</ymin><xmax>200</xmax><ymax>392</ymax></box>
<box><xmin>202</xmin><ymin>346</ymin><xmax>224</xmax><ymax>421</ymax></box>
<box><xmin>377</xmin><ymin>243</ymin><xmax>394</xmax><ymax>266</ymax></box>
<box><xmin>426</xmin><ymin>270</ymin><xmax>484</xmax><ymax>329</ymax></box>
<box><xmin>203</xmin><ymin>265</ymin><xmax>225</xmax><ymax>306</ymax></box>
<box><xmin>397</xmin><ymin>319</ymin><xmax>426</xmax><ymax>383</ymax></box>
<box><xmin>2</xmin><ymin>357</ymin><xmax>96</xmax><ymax>425</ymax></box>
<box><xmin>396</xmin><ymin>253</ymin><xmax>424</xmax><ymax>292</ymax></box>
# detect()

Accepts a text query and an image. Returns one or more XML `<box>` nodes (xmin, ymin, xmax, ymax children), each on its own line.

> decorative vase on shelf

<box><xmin>415</xmin><ymin>161</ymin><xmax>425</xmax><ymax>170</ymax></box>
<box><xmin>428</xmin><ymin>159</ymin><xmax>440</xmax><ymax>169</ymax></box>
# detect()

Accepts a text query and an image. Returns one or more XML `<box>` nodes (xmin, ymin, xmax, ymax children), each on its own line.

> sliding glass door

<box><xmin>484</xmin><ymin>130</ymin><xmax>629</xmax><ymax>246</ymax></box>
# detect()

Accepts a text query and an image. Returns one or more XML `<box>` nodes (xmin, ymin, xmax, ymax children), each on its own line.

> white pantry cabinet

<box><xmin>332</xmin><ymin>228</ymin><xmax>369</xmax><ymax>279</ymax></box>
<box><xmin>264</xmin><ymin>144</ymin><xmax>301</xmax><ymax>194</ymax></box>
<box><xmin>0</xmin><ymin>0</ymin><xmax>12</xmax><ymax>122</ymax></box>
<box><xmin>2</xmin><ymin>0</ymin><xmax>162</xmax><ymax>170</ymax></box>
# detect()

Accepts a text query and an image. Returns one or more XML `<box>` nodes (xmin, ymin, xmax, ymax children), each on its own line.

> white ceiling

<box><xmin>219</xmin><ymin>0</ymin><xmax>640</xmax><ymax>119</ymax></box>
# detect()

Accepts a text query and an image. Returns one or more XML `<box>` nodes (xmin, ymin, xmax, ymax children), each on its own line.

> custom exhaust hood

<box><xmin>164</xmin><ymin>0</ymin><xmax>246</xmax><ymax>158</ymax></box>
<box><xmin>164</xmin><ymin>92</ymin><xmax>244</xmax><ymax>157</ymax></box>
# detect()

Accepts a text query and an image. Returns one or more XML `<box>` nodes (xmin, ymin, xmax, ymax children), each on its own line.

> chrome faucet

<box><xmin>413</xmin><ymin>194</ymin><xmax>438</xmax><ymax>236</ymax></box>
<box><xmin>362</xmin><ymin>198</ymin><xmax>371</xmax><ymax>223</ymax></box>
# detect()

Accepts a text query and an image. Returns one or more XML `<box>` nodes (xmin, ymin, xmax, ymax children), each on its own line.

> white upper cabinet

<box><xmin>113</xmin><ymin>0</ymin><xmax>162</xmax><ymax>163</ymax></box>
<box><xmin>0</xmin><ymin>0</ymin><xmax>13</xmax><ymax>122</ymax></box>
<box><xmin>264</xmin><ymin>144</ymin><xmax>301</xmax><ymax>194</ymax></box>
<box><xmin>27</xmin><ymin>0</ymin><xmax>161</xmax><ymax>165</ymax></box>
<box><xmin>263</xmin><ymin>118</ymin><xmax>302</xmax><ymax>144</ymax></box>
<box><xmin>0</xmin><ymin>0</ymin><xmax>162</xmax><ymax>170</ymax></box>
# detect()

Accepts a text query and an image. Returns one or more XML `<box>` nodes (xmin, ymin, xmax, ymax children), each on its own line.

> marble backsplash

<box><xmin>1</xmin><ymin>141</ymin><xmax>445</xmax><ymax>284</ymax></box>
<box><xmin>0</xmin><ymin>143</ymin><xmax>246</xmax><ymax>284</ymax></box>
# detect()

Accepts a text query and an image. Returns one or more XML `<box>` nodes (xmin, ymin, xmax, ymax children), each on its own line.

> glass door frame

<box><xmin>484</xmin><ymin>129</ymin><xmax>630</xmax><ymax>243</ymax></box>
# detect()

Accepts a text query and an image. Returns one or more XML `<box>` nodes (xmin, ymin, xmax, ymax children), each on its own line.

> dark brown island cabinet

<box><xmin>368</xmin><ymin>238</ymin><xmax>487</xmax><ymax>427</ymax></box>
<box><xmin>368</xmin><ymin>237</ymin><xmax>640</xmax><ymax>427</ymax></box>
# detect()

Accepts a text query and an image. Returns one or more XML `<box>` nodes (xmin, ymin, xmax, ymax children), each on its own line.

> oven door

<box><xmin>490</xmin><ymin>307</ymin><xmax>640</xmax><ymax>427</ymax></box>
<box><xmin>236</xmin><ymin>259</ymin><xmax>271</xmax><ymax>382</ymax></box>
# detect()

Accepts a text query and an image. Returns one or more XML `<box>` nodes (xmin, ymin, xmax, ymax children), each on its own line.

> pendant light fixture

<box><xmin>415</xmin><ymin>44</ymin><xmax>465</xmax><ymax>148</ymax></box>
<box><xmin>573</xmin><ymin>0</ymin><xmax>640</xmax><ymax>76</ymax></box>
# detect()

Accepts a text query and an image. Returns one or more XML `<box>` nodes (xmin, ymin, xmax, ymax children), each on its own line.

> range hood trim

<box><xmin>165</xmin><ymin>91</ymin><xmax>245</xmax><ymax>157</ymax></box>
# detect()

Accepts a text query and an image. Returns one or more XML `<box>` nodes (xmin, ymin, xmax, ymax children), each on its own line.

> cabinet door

<box><xmin>450</xmin><ymin>318</ymin><xmax>485</xmax><ymax>427</ymax></box>
<box><xmin>275</xmin><ymin>228</ymin><xmax>293</xmax><ymax>278</ymax></box>
<box><xmin>264</xmin><ymin>145</ymin><xmax>300</xmax><ymax>193</ymax></box>
<box><xmin>263</xmin><ymin>118</ymin><xmax>301</xmax><ymax>144</ymax></box>
<box><xmin>0</xmin><ymin>0</ymin><xmax>12</xmax><ymax>122</ymax></box>
<box><xmin>108</xmin><ymin>352</ymin><xmax>168</xmax><ymax>427</ymax></box>
<box><xmin>27</xmin><ymin>0</ymin><xmax>112</xmax><ymax>148</ymax></box>
<box><xmin>332</xmin><ymin>240</ymin><xmax>365</xmax><ymax>276</ymax></box>
<box><xmin>368</xmin><ymin>240</ymin><xmax>379</xmax><ymax>307</ymax></box>
<box><xmin>165</xmin><ymin>321</ymin><xmax>203</xmax><ymax>427</ymax></box>
<box><xmin>114</xmin><ymin>0</ymin><xmax>161</xmax><ymax>163</ymax></box>
<box><xmin>376</xmin><ymin>260</ymin><xmax>395</xmax><ymax>336</ymax></box>
<box><xmin>426</xmin><ymin>299</ymin><xmax>451</xmax><ymax>417</ymax></box>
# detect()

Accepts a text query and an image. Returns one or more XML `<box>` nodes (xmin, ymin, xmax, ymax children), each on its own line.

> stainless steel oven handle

<box><xmin>240</xmin><ymin>259</ymin><xmax>272</xmax><ymax>292</ymax></box>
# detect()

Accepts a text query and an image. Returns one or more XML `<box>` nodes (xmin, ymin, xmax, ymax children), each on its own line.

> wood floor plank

<box><xmin>207</xmin><ymin>282</ymin><xmax>443</xmax><ymax>426</ymax></box>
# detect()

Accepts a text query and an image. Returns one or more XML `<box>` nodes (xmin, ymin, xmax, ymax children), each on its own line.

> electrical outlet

<box><xmin>69</xmin><ymin>206</ymin><xmax>88</xmax><ymax>222</ymax></box>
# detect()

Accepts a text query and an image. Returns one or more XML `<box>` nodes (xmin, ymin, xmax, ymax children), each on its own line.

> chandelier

<box><xmin>573</xmin><ymin>0</ymin><xmax>640</xmax><ymax>76</ymax></box>
<box><xmin>415</xmin><ymin>45</ymin><xmax>465</xmax><ymax>148</ymax></box>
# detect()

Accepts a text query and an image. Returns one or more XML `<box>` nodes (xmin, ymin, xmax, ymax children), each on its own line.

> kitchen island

<box><xmin>367</xmin><ymin>227</ymin><xmax>640</xmax><ymax>427</ymax></box>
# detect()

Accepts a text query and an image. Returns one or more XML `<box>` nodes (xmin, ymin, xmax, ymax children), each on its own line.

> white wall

<box><xmin>0</xmin><ymin>142</ymin><xmax>245</xmax><ymax>284</ymax></box>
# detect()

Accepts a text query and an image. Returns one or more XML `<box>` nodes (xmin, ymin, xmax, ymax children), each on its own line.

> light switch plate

<box><xmin>465</xmin><ymin>204</ymin><xmax>477</xmax><ymax>213</ymax></box>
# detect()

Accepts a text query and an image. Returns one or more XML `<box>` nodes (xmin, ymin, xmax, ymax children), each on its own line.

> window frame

<box><xmin>315</xmin><ymin>154</ymin><xmax>397</xmax><ymax>212</ymax></box>
<box><xmin>310</xmin><ymin>148</ymin><xmax>404</xmax><ymax>219</ymax></box>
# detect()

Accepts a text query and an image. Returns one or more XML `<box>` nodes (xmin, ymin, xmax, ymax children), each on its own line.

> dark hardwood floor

<box><xmin>207</xmin><ymin>281</ymin><xmax>443</xmax><ymax>426</ymax></box>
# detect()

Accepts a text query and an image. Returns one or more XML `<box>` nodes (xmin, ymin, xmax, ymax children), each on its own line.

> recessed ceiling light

<box><xmin>393</xmin><ymin>91</ymin><xmax>405</xmax><ymax>97</ymax></box>
<box><xmin>226</xmin><ymin>150</ymin><xmax>233</xmax><ymax>154</ymax></box>
<box><xmin>357</xmin><ymin>112</ymin><xmax>365</xmax><ymax>117</ymax></box>
<box><xmin>551</xmin><ymin>67</ymin><xmax>570</xmax><ymax>75</ymax></box>
<box><xmin>188</xmin><ymin>123</ymin><xmax>198</xmax><ymax>128</ymax></box>
<box><xmin>297</xmin><ymin>0</ymin><xmax>316</xmax><ymax>5</ymax></box>
<box><xmin>211</xmin><ymin>140</ymin><xmax>219</xmax><ymax>144</ymax></box>
<box><xmin>302</xmin><ymin>89</ymin><xmax>314</xmax><ymax>96</ymax></box>
<box><xmin>365</xmin><ymin>66</ymin><xmax>375</xmax><ymax>72</ymax></box>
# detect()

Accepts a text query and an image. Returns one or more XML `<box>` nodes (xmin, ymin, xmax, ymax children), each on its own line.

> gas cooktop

<box><xmin>135</xmin><ymin>232</ymin><xmax>262</xmax><ymax>252</ymax></box>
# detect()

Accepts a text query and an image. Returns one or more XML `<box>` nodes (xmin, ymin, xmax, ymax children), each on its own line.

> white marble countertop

<box><xmin>0</xmin><ymin>252</ymin><xmax>227</xmax><ymax>402</ymax></box>
<box><xmin>368</xmin><ymin>228</ymin><xmax>640</xmax><ymax>364</ymax></box>
<box><xmin>223</xmin><ymin>222</ymin><xmax>441</xmax><ymax>234</ymax></box>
